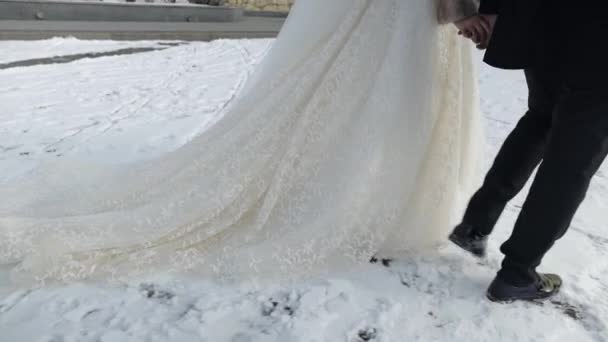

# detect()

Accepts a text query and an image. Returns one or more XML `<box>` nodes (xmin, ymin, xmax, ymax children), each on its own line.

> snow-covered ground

<box><xmin>0</xmin><ymin>38</ymin><xmax>172</xmax><ymax>64</ymax></box>
<box><xmin>0</xmin><ymin>38</ymin><xmax>607</xmax><ymax>341</ymax></box>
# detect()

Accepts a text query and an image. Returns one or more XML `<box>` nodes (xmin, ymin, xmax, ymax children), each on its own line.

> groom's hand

<box><xmin>455</xmin><ymin>15</ymin><xmax>491</xmax><ymax>46</ymax></box>
<box><xmin>475</xmin><ymin>15</ymin><xmax>498</xmax><ymax>50</ymax></box>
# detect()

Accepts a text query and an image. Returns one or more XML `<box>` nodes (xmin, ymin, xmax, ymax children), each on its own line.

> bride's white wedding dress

<box><xmin>0</xmin><ymin>0</ymin><xmax>482</xmax><ymax>284</ymax></box>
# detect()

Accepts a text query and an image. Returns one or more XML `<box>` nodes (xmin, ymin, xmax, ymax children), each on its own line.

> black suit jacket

<box><xmin>480</xmin><ymin>0</ymin><xmax>608</xmax><ymax>87</ymax></box>
<box><xmin>479</xmin><ymin>0</ymin><xmax>543</xmax><ymax>70</ymax></box>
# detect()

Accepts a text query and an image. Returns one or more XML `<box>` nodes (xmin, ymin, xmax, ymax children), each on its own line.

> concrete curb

<box><xmin>244</xmin><ymin>10</ymin><xmax>288</xmax><ymax>18</ymax></box>
<box><xmin>0</xmin><ymin>18</ymin><xmax>284</xmax><ymax>41</ymax></box>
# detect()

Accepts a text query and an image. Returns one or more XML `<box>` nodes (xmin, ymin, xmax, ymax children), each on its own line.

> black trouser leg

<box><xmin>462</xmin><ymin>67</ymin><xmax>559</xmax><ymax>235</ymax></box>
<box><xmin>498</xmin><ymin>87</ymin><xmax>608</xmax><ymax>285</ymax></box>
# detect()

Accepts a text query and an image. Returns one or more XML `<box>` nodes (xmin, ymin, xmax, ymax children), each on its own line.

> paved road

<box><xmin>0</xmin><ymin>17</ymin><xmax>284</xmax><ymax>41</ymax></box>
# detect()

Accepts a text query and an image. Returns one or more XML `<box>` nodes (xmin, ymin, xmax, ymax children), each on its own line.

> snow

<box><xmin>0</xmin><ymin>38</ymin><xmax>171</xmax><ymax>64</ymax></box>
<box><xmin>0</xmin><ymin>38</ymin><xmax>272</xmax><ymax>180</ymax></box>
<box><xmin>0</xmin><ymin>38</ymin><xmax>607</xmax><ymax>341</ymax></box>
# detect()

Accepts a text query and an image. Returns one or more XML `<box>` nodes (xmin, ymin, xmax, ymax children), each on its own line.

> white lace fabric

<box><xmin>0</xmin><ymin>0</ymin><xmax>482</xmax><ymax>285</ymax></box>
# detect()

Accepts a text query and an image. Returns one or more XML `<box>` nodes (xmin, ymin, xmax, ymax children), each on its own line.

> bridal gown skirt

<box><xmin>0</xmin><ymin>0</ymin><xmax>482</xmax><ymax>284</ymax></box>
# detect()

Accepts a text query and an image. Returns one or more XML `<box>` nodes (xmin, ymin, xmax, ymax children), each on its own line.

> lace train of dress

<box><xmin>0</xmin><ymin>0</ymin><xmax>482</xmax><ymax>284</ymax></box>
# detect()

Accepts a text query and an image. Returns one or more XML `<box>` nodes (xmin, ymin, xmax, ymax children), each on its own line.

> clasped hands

<box><xmin>455</xmin><ymin>14</ymin><xmax>497</xmax><ymax>50</ymax></box>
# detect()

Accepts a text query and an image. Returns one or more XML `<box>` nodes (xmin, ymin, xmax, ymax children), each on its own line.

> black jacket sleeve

<box><xmin>479</xmin><ymin>0</ymin><xmax>501</xmax><ymax>14</ymax></box>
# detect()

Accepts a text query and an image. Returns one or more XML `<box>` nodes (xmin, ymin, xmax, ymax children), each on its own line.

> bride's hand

<box><xmin>455</xmin><ymin>15</ymin><xmax>491</xmax><ymax>46</ymax></box>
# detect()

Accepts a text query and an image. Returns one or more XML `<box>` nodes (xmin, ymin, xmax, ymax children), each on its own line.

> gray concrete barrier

<box><xmin>0</xmin><ymin>18</ymin><xmax>284</xmax><ymax>41</ymax></box>
<box><xmin>0</xmin><ymin>0</ymin><xmax>243</xmax><ymax>22</ymax></box>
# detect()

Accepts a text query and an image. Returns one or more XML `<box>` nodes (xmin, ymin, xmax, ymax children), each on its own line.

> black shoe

<box><xmin>448</xmin><ymin>223</ymin><xmax>488</xmax><ymax>258</ymax></box>
<box><xmin>487</xmin><ymin>273</ymin><xmax>562</xmax><ymax>303</ymax></box>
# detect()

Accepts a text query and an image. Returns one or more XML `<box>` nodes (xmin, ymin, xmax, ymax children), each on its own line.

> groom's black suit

<box><xmin>462</xmin><ymin>0</ymin><xmax>608</xmax><ymax>284</ymax></box>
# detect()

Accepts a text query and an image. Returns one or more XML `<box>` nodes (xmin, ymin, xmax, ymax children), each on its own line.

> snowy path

<box><xmin>0</xmin><ymin>38</ymin><xmax>173</xmax><ymax>64</ymax></box>
<box><xmin>0</xmin><ymin>39</ymin><xmax>607</xmax><ymax>341</ymax></box>
<box><xmin>0</xmin><ymin>38</ymin><xmax>272</xmax><ymax>179</ymax></box>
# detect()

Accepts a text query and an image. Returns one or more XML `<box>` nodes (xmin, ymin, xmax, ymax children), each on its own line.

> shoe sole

<box><xmin>448</xmin><ymin>234</ymin><xmax>486</xmax><ymax>259</ymax></box>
